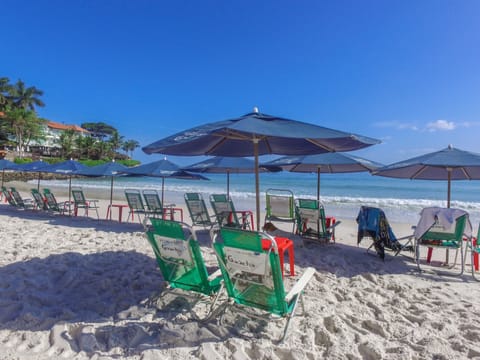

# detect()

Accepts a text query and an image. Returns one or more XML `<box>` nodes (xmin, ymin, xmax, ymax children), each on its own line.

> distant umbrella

<box><xmin>122</xmin><ymin>158</ymin><xmax>208</xmax><ymax>207</ymax></box>
<box><xmin>373</xmin><ymin>145</ymin><xmax>480</xmax><ymax>207</ymax></box>
<box><xmin>41</xmin><ymin>160</ymin><xmax>89</xmax><ymax>213</ymax></box>
<box><xmin>0</xmin><ymin>159</ymin><xmax>18</xmax><ymax>188</ymax></box>
<box><xmin>10</xmin><ymin>160</ymin><xmax>50</xmax><ymax>191</ymax></box>
<box><xmin>263</xmin><ymin>152</ymin><xmax>383</xmax><ymax>201</ymax></box>
<box><xmin>142</xmin><ymin>108</ymin><xmax>380</xmax><ymax>230</ymax></box>
<box><xmin>182</xmin><ymin>156</ymin><xmax>280</xmax><ymax>197</ymax></box>
<box><xmin>78</xmin><ymin>161</ymin><xmax>129</xmax><ymax>210</ymax></box>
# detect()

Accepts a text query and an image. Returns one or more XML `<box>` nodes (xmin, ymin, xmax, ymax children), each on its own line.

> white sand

<box><xmin>1</xmin><ymin>183</ymin><xmax>480</xmax><ymax>359</ymax></box>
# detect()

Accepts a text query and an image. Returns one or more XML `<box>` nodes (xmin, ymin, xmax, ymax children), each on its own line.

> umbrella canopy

<box><xmin>263</xmin><ymin>152</ymin><xmax>383</xmax><ymax>201</ymax></box>
<box><xmin>122</xmin><ymin>158</ymin><xmax>208</xmax><ymax>207</ymax></box>
<box><xmin>182</xmin><ymin>156</ymin><xmax>281</xmax><ymax>197</ymax></box>
<box><xmin>78</xmin><ymin>161</ymin><xmax>129</xmax><ymax>209</ymax></box>
<box><xmin>143</xmin><ymin>108</ymin><xmax>380</xmax><ymax>229</ymax></box>
<box><xmin>8</xmin><ymin>160</ymin><xmax>51</xmax><ymax>190</ymax></box>
<box><xmin>0</xmin><ymin>159</ymin><xmax>17</xmax><ymax>188</ymax></box>
<box><xmin>41</xmin><ymin>160</ymin><xmax>89</xmax><ymax>213</ymax></box>
<box><xmin>373</xmin><ymin>145</ymin><xmax>480</xmax><ymax>207</ymax></box>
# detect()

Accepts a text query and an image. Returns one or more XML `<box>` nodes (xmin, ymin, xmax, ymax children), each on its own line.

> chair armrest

<box><xmin>326</xmin><ymin>220</ymin><xmax>341</xmax><ymax>232</ymax></box>
<box><xmin>396</xmin><ymin>234</ymin><xmax>414</xmax><ymax>241</ymax></box>
<box><xmin>207</xmin><ymin>268</ymin><xmax>222</xmax><ymax>282</ymax></box>
<box><xmin>285</xmin><ymin>267</ymin><xmax>315</xmax><ymax>303</ymax></box>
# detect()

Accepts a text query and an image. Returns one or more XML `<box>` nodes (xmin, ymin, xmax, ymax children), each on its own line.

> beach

<box><xmin>1</xmin><ymin>183</ymin><xmax>480</xmax><ymax>359</ymax></box>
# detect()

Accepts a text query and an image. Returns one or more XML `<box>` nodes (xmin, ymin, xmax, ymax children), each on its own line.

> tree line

<box><xmin>0</xmin><ymin>77</ymin><xmax>139</xmax><ymax>161</ymax></box>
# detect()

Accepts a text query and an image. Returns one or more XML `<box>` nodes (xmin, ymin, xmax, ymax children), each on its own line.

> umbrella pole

<box><xmin>68</xmin><ymin>176</ymin><xmax>72</xmax><ymax>216</ymax></box>
<box><xmin>1</xmin><ymin>169</ymin><xmax>4</xmax><ymax>188</ymax></box>
<box><xmin>227</xmin><ymin>170</ymin><xmax>230</xmax><ymax>199</ymax></box>
<box><xmin>445</xmin><ymin>169</ymin><xmax>452</xmax><ymax>265</ymax></box>
<box><xmin>162</xmin><ymin>177</ymin><xmax>165</xmax><ymax>210</ymax></box>
<box><xmin>317</xmin><ymin>168</ymin><xmax>321</xmax><ymax>202</ymax></box>
<box><xmin>37</xmin><ymin>172</ymin><xmax>41</xmax><ymax>191</ymax></box>
<box><xmin>447</xmin><ymin>170</ymin><xmax>451</xmax><ymax>208</ymax></box>
<box><xmin>317</xmin><ymin>168</ymin><xmax>321</xmax><ymax>236</ymax></box>
<box><xmin>254</xmin><ymin>139</ymin><xmax>260</xmax><ymax>231</ymax></box>
<box><xmin>110</xmin><ymin>176</ymin><xmax>114</xmax><ymax>220</ymax></box>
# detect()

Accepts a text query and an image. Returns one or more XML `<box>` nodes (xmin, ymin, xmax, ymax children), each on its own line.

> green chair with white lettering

<box><xmin>213</xmin><ymin>227</ymin><xmax>315</xmax><ymax>342</ymax></box>
<box><xmin>145</xmin><ymin>218</ymin><xmax>223</xmax><ymax>318</ymax></box>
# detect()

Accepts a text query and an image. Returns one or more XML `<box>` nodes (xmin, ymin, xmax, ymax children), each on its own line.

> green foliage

<box><xmin>13</xmin><ymin>157</ymin><xmax>33</xmax><ymax>164</ymax></box>
<box><xmin>2</xmin><ymin>76</ymin><xmax>141</xmax><ymax>163</ymax></box>
<box><xmin>117</xmin><ymin>159</ymin><xmax>140</xmax><ymax>167</ymax></box>
<box><xmin>81</xmin><ymin>122</ymin><xmax>118</xmax><ymax>139</ymax></box>
<box><xmin>79</xmin><ymin>159</ymin><xmax>110</xmax><ymax>167</ymax></box>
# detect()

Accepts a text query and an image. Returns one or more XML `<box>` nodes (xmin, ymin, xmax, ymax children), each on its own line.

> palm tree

<box><xmin>57</xmin><ymin>129</ymin><xmax>76</xmax><ymax>159</ymax></box>
<box><xmin>9</xmin><ymin>79</ymin><xmax>45</xmax><ymax>111</ymax></box>
<box><xmin>0</xmin><ymin>77</ymin><xmax>12</xmax><ymax>110</ymax></box>
<box><xmin>122</xmin><ymin>139</ymin><xmax>140</xmax><ymax>159</ymax></box>
<box><xmin>108</xmin><ymin>130</ymin><xmax>124</xmax><ymax>158</ymax></box>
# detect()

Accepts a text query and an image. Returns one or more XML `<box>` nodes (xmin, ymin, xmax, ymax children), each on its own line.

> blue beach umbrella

<box><xmin>78</xmin><ymin>161</ymin><xmax>129</xmax><ymax>209</ymax></box>
<box><xmin>0</xmin><ymin>159</ymin><xmax>18</xmax><ymax>188</ymax></box>
<box><xmin>41</xmin><ymin>160</ymin><xmax>89</xmax><ymax>212</ymax></box>
<box><xmin>373</xmin><ymin>145</ymin><xmax>480</xmax><ymax>208</ymax></box>
<box><xmin>182</xmin><ymin>156</ymin><xmax>280</xmax><ymax>198</ymax></box>
<box><xmin>9</xmin><ymin>160</ymin><xmax>51</xmax><ymax>191</ymax></box>
<box><xmin>263</xmin><ymin>152</ymin><xmax>383</xmax><ymax>201</ymax></box>
<box><xmin>142</xmin><ymin>108</ymin><xmax>380</xmax><ymax>229</ymax></box>
<box><xmin>122</xmin><ymin>158</ymin><xmax>208</xmax><ymax>207</ymax></box>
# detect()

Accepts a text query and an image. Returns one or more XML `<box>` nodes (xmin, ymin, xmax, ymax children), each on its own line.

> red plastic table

<box><xmin>261</xmin><ymin>237</ymin><xmax>295</xmax><ymax>277</ymax></box>
<box><xmin>106</xmin><ymin>204</ymin><xmax>131</xmax><ymax>222</ymax></box>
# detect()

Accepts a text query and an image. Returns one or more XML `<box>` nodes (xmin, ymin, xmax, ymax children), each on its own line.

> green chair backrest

<box><xmin>145</xmin><ymin>218</ymin><xmax>221</xmax><ymax>295</ymax></box>
<box><xmin>10</xmin><ymin>187</ymin><xmax>23</xmax><ymax>205</ymax></box>
<box><xmin>266</xmin><ymin>189</ymin><xmax>295</xmax><ymax>220</ymax></box>
<box><xmin>184</xmin><ymin>193</ymin><xmax>213</xmax><ymax>227</ymax></box>
<box><xmin>420</xmin><ymin>214</ymin><xmax>467</xmax><ymax>248</ymax></box>
<box><xmin>142</xmin><ymin>190</ymin><xmax>163</xmax><ymax>214</ymax></box>
<box><xmin>296</xmin><ymin>198</ymin><xmax>328</xmax><ymax>235</ymax></box>
<box><xmin>215</xmin><ymin>228</ymin><xmax>291</xmax><ymax>316</ymax></box>
<box><xmin>210</xmin><ymin>194</ymin><xmax>240</xmax><ymax>227</ymax></box>
<box><xmin>125</xmin><ymin>189</ymin><xmax>145</xmax><ymax>211</ymax></box>
<box><xmin>71</xmin><ymin>188</ymin><xmax>87</xmax><ymax>206</ymax></box>
<box><xmin>2</xmin><ymin>186</ymin><xmax>16</xmax><ymax>206</ymax></box>
<box><xmin>43</xmin><ymin>188</ymin><xmax>61</xmax><ymax>211</ymax></box>
<box><xmin>31</xmin><ymin>188</ymin><xmax>48</xmax><ymax>210</ymax></box>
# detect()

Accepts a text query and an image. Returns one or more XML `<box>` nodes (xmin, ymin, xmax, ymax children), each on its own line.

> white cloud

<box><xmin>426</xmin><ymin>119</ymin><xmax>456</xmax><ymax>131</ymax></box>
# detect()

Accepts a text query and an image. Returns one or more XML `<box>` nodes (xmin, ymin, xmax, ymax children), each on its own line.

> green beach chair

<box><xmin>125</xmin><ymin>189</ymin><xmax>150</xmax><ymax>224</ymax></box>
<box><xmin>184</xmin><ymin>192</ymin><xmax>214</xmax><ymax>228</ymax></box>
<box><xmin>142</xmin><ymin>189</ymin><xmax>170</xmax><ymax>218</ymax></box>
<box><xmin>210</xmin><ymin>193</ymin><xmax>251</xmax><ymax>229</ymax></box>
<box><xmin>295</xmin><ymin>198</ymin><xmax>340</xmax><ymax>244</ymax></box>
<box><xmin>1</xmin><ymin>186</ymin><xmax>17</xmax><ymax>207</ymax></box>
<box><xmin>213</xmin><ymin>227</ymin><xmax>315</xmax><ymax>342</ymax></box>
<box><xmin>71</xmin><ymin>187</ymin><xmax>100</xmax><ymax>219</ymax></box>
<box><xmin>9</xmin><ymin>187</ymin><xmax>35</xmax><ymax>210</ymax></box>
<box><xmin>264</xmin><ymin>188</ymin><xmax>296</xmax><ymax>233</ymax></box>
<box><xmin>145</xmin><ymin>218</ymin><xmax>223</xmax><ymax>318</ymax></box>
<box><xmin>414</xmin><ymin>207</ymin><xmax>471</xmax><ymax>276</ymax></box>
<box><xmin>43</xmin><ymin>188</ymin><xmax>70</xmax><ymax>215</ymax></box>
<box><xmin>31</xmin><ymin>188</ymin><xmax>48</xmax><ymax>210</ymax></box>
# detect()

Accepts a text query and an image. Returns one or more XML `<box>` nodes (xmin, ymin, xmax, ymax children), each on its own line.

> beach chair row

<box><xmin>184</xmin><ymin>189</ymin><xmax>341</xmax><ymax>244</ymax></box>
<box><xmin>1</xmin><ymin>186</ymin><xmax>100</xmax><ymax>219</ymax></box>
<box><xmin>145</xmin><ymin>217</ymin><xmax>315</xmax><ymax>342</ymax></box>
<box><xmin>355</xmin><ymin>205</ymin><xmax>480</xmax><ymax>281</ymax></box>
<box><xmin>184</xmin><ymin>192</ymin><xmax>254</xmax><ymax>230</ymax></box>
<box><xmin>123</xmin><ymin>189</ymin><xmax>183</xmax><ymax>224</ymax></box>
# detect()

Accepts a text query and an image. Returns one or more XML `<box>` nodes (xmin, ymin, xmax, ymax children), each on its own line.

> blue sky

<box><xmin>2</xmin><ymin>0</ymin><xmax>479</xmax><ymax>165</ymax></box>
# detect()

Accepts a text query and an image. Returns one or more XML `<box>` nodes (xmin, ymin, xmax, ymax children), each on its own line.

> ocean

<box><xmin>37</xmin><ymin>171</ymin><xmax>480</xmax><ymax>227</ymax></box>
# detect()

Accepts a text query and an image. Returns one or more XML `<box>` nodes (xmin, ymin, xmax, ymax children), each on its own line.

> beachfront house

<box><xmin>26</xmin><ymin>120</ymin><xmax>91</xmax><ymax>157</ymax></box>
